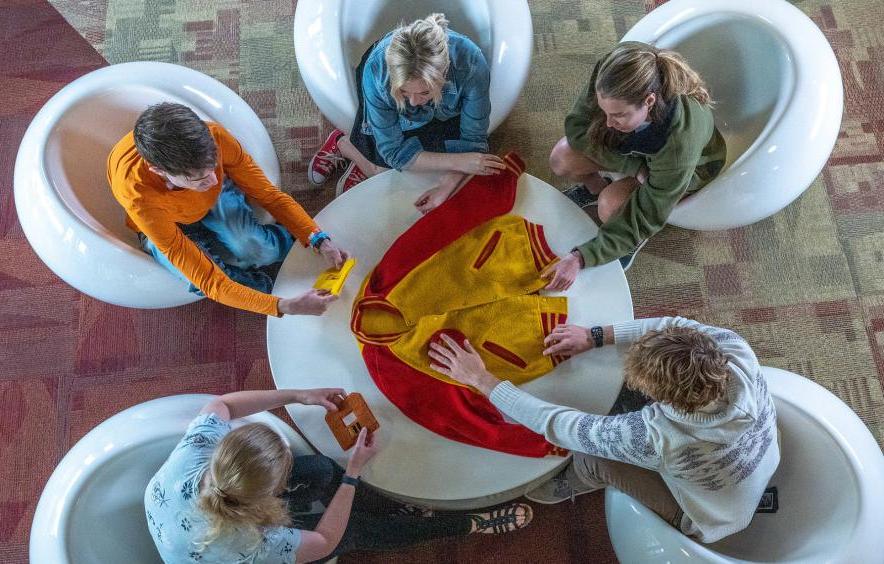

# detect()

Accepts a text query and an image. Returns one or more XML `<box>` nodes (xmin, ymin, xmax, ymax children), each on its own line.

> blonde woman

<box><xmin>544</xmin><ymin>42</ymin><xmax>727</xmax><ymax>285</ymax></box>
<box><xmin>308</xmin><ymin>13</ymin><xmax>504</xmax><ymax>213</ymax></box>
<box><xmin>145</xmin><ymin>388</ymin><xmax>532</xmax><ymax>563</ymax></box>
<box><xmin>430</xmin><ymin>317</ymin><xmax>779</xmax><ymax>544</ymax></box>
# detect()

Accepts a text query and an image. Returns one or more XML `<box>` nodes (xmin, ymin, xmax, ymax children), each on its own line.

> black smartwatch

<box><xmin>590</xmin><ymin>326</ymin><xmax>605</xmax><ymax>349</ymax></box>
<box><xmin>341</xmin><ymin>474</ymin><xmax>360</xmax><ymax>487</ymax></box>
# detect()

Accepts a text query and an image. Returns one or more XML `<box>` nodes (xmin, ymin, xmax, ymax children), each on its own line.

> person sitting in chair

<box><xmin>307</xmin><ymin>13</ymin><xmax>505</xmax><ymax>212</ymax></box>
<box><xmin>429</xmin><ymin>316</ymin><xmax>778</xmax><ymax>544</ymax></box>
<box><xmin>109</xmin><ymin>102</ymin><xmax>349</xmax><ymax>317</ymax></box>
<box><xmin>144</xmin><ymin>388</ymin><xmax>533</xmax><ymax>563</ymax></box>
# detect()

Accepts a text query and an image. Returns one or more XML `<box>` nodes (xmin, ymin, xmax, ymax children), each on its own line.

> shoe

<box><xmin>562</xmin><ymin>184</ymin><xmax>599</xmax><ymax>208</ymax></box>
<box><xmin>308</xmin><ymin>129</ymin><xmax>346</xmax><ymax>185</ymax></box>
<box><xmin>525</xmin><ymin>468</ymin><xmax>600</xmax><ymax>505</ymax></box>
<box><xmin>618</xmin><ymin>238</ymin><xmax>648</xmax><ymax>271</ymax></box>
<box><xmin>336</xmin><ymin>161</ymin><xmax>367</xmax><ymax>196</ymax></box>
<box><xmin>468</xmin><ymin>503</ymin><xmax>533</xmax><ymax>534</ymax></box>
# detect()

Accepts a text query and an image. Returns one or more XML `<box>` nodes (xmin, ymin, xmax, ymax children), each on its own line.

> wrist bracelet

<box><xmin>341</xmin><ymin>474</ymin><xmax>360</xmax><ymax>487</ymax></box>
<box><xmin>590</xmin><ymin>326</ymin><xmax>604</xmax><ymax>348</ymax></box>
<box><xmin>309</xmin><ymin>230</ymin><xmax>330</xmax><ymax>250</ymax></box>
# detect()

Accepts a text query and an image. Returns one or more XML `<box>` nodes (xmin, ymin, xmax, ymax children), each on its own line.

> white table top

<box><xmin>267</xmin><ymin>170</ymin><xmax>633</xmax><ymax>509</ymax></box>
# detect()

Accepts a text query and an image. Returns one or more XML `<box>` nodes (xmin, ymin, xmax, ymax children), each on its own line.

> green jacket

<box><xmin>565</xmin><ymin>68</ymin><xmax>726</xmax><ymax>267</ymax></box>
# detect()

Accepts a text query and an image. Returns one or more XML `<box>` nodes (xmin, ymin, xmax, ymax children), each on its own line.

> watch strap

<box><xmin>341</xmin><ymin>474</ymin><xmax>360</xmax><ymax>487</ymax></box>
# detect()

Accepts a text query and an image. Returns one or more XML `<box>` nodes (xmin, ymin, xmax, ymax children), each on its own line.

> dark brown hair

<box><xmin>587</xmin><ymin>41</ymin><xmax>711</xmax><ymax>149</ymax></box>
<box><xmin>133</xmin><ymin>102</ymin><xmax>217</xmax><ymax>175</ymax></box>
<box><xmin>623</xmin><ymin>325</ymin><xmax>729</xmax><ymax>412</ymax></box>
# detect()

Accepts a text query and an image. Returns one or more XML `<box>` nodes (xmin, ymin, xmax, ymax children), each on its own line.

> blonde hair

<box><xmin>623</xmin><ymin>325</ymin><xmax>729</xmax><ymax>413</ymax></box>
<box><xmin>588</xmin><ymin>41</ymin><xmax>711</xmax><ymax>149</ymax></box>
<box><xmin>197</xmin><ymin>423</ymin><xmax>293</xmax><ymax>549</ymax></box>
<box><xmin>385</xmin><ymin>13</ymin><xmax>450</xmax><ymax>110</ymax></box>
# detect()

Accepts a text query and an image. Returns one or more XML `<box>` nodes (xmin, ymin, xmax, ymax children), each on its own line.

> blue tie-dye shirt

<box><xmin>144</xmin><ymin>413</ymin><xmax>301</xmax><ymax>563</ymax></box>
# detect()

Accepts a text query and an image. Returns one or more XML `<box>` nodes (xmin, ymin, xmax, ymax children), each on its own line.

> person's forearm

<box><xmin>410</xmin><ymin>151</ymin><xmax>460</xmax><ymax>172</ymax></box>
<box><xmin>217</xmin><ymin>389</ymin><xmax>308</xmax><ymax>419</ymax></box>
<box><xmin>471</xmin><ymin>370</ymin><xmax>502</xmax><ymax>396</ymax></box>
<box><xmin>310</xmin><ymin>481</ymin><xmax>357</xmax><ymax>557</ymax></box>
<box><xmin>488</xmin><ymin>381</ymin><xmax>595</xmax><ymax>453</ymax></box>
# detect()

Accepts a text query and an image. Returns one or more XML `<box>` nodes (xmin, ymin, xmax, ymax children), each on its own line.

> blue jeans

<box><xmin>140</xmin><ymin>179</ymin><xmax>294</xmax><ymax>295</ymax></box>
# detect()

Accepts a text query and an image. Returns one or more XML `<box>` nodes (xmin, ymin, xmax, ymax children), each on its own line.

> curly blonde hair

<box><xmin>197</xmin><ymin>423</ymin><xmax>293</xmax><ymax>550</ymax></box>
<box><xmin>385</xmin><ymin>13</ymin><xmax>450</xmax><ymax>110</ymax></box>
<box><xmin>623</xmin><ymin>325</ymin><xmax>729</xmax><ymax>412</ymax></box>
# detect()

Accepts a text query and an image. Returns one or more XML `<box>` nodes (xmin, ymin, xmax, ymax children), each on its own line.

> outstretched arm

<box><xmin>295</xmin><ymin>427</ymin><xmax>379</xmax><ymax>563</ymax></box>
<box><xmin>199</xmin><ymin>388</ymin><xmax>344</xmax><ymax>421</ymax></box>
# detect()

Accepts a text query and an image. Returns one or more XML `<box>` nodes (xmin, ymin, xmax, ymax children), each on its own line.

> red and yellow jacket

<box><xmin>352</xmin><ymin>153</ymin><xmax>569</xmax><ymax>457</ymax></box>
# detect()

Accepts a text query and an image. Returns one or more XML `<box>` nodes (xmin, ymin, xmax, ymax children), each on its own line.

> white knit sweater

<box><xmin>489</xmin><ymin>316</ymin><xmax>779</xmax><ymax>542</ymax></box>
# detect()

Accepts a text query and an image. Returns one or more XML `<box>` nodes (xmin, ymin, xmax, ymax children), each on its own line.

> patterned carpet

<box><xmin>1</xmin><ymin>0</ymin><xmax>883</xmax><ymax>562</ymax></box>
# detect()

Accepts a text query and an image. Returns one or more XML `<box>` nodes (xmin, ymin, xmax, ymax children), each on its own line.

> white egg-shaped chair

<box><xmin>30</xmin><ymin>394</ymin><xmax>316</xmax><ymax>564</ymax></box>
<box><xmin>605</xmin><ymin>367</ymin><xmax>884</xmax><ymax>563</ymax></box>
<box><xmin>14</xmin><ymin>62</ymin><xmax>281</xmax><ymax>308</ymax></box>
<box><xmin>620</xmin><ymin>0</ymin><xmax>843</xmax><ymax>230</ymax></box>
<box><xmin>293</xmin><ymin>0</ymin><xmax>533</xmax><ymax>134</ymax></box>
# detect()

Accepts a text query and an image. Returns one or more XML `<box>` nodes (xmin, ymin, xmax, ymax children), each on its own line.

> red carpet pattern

<box><xmin>1</xmin><ymin>0</ymin><xmax>883</xmax><ymax>562</ymax></box>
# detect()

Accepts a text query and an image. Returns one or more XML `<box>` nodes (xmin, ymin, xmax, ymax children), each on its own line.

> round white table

<box><xmin>267</xmin><ymin>170</ymin><xmax>633</xmax><ymax>510</ymax></box>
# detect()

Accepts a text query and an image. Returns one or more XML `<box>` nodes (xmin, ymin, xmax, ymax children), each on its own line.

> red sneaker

<box><xmin>308</xmin><ymin>129</ymin><xmax>346</xmax><ymax>185</ymax></box>
<box><xmin>336</xmin><ymin>161</ymin><xmax>367</xmax><ymax>196</ymax></box>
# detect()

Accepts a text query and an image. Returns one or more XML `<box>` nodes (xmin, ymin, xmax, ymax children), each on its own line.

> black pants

<box><xmin>606</xmin><ymin>384</ymin><xmax>654</xmax><ymax>416</ymax></box>
<box><xmin>283</xmin><ymin>455</ymin><xmax>471</xmax><ymax>561</ymax></box>
<box><xmin>348</xmin><ymin>42</ymin><xmax>461</xmax><ymax>169</ymax></box>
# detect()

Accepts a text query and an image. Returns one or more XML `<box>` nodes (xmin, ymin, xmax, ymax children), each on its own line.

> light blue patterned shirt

<box><xmin>144</xmin><ymin>413</ymin><xmax>301</xmax><ymax>563</ymax></box>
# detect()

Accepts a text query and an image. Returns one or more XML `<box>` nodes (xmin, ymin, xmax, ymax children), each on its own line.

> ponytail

<box><xmin>654</xmin><ymin>50</ymin><xmax>710</xmax><ymax>105</ymax></box>
<box><xmin>196</xmin><ymin>424</ymin><xmax>293</xmax><ymax>551</ymax></box>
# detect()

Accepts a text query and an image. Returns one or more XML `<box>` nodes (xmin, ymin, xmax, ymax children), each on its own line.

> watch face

<box><xmin>591</xmin><ymin>326</ymin><xmax>604</xmax><ymax>346</ymax></box>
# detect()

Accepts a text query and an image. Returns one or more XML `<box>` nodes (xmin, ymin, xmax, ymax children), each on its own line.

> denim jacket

<box><xmin>361</xmin><ymin>30</ymin><xmax>491</xmax><ymax>170</ymax></box>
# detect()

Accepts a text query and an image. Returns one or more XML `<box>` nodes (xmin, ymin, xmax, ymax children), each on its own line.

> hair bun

<box><xmin>426</xmin><ymin>12</ymin><xmax>449</xmax><ymax>31</ymax></box>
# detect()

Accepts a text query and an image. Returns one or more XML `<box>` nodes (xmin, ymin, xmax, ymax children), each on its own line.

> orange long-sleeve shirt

<box><xmin>108</xmin><ymin>122</ymin><xmax>318</xmax><ymax>316</ymax></box>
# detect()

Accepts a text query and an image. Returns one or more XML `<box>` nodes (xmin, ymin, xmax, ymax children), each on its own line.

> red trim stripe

<box><xmin>525</xmin><ymin>219</ymin><xmax>545</xmax><ymax>272</ymax></box>
<box><xmin>350</xmin><ymin>298</ymin><xmax>408</xmax><ymax>345</ymax></box>
<box><xmin>472</xmin><ymin>230</ymin><xmax>502</xmax><ymax>270</ymax></box>
<box><xmin>481</xmin><ymin>341</ymin><xmax>528</xmax><ymax>369</ymax></box>
<box><xmin>534</xmin><ymin>223</ymin><xmax>557</xmax><ymax>266</ymax></box>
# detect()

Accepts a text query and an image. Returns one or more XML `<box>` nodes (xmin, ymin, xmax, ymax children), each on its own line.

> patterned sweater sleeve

<box><xmin>489</xmin><ymin>381</ymin><xmax>663</xmax><ymax>471</ymax></box>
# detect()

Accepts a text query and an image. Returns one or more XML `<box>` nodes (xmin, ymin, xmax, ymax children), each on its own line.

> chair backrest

<box><xmin>706</xmin><ymin>391</ymin><xmax>858</xmax><ymax>561</ymax></box>
<box><xmin>43</xmin><ymin>87</ymin><xmax>210</xmax><ymax>247</ymax></box>
<box><xmin>648</xmin><ymin>13</ymin><xmax>794</xmax><ymax>170</ymax></box>
<box><xmin>340</xmin><ymin>0</ymin><xmax>492</xmax><ymax>71</ymax></box>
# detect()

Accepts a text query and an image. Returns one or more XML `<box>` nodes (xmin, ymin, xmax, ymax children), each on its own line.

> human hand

<box><xmin>297</xmin><ymin>388</ymin><xmax>346</xmax><ymax>411</ymax></box>
<box><xmin>454</xmin><ymin>153</ymin><xmax>507</xmax><ymax>176</ymax></box>
<box><xmin>541</xmin><ymin>252</ymin><xmax>582</xmax><ymax>291</ymax></box>
<box><xmin>543</xmin><ymin>324</ymin><xmax>592</xmax><ymax>357</ymax></box>
<box><xmin>278</xmin><ymin>289</ymin><xmax>338</xmax><ymax>316</ymax></box>
<box><xmin>428</xmin><ymin>334</ymin><xmax>499</xmax><ymax>394</ymax></box>
<box><xmin>414</xmin><ymin>172</ymin><xmax>466</xmax><ymax>214</ymax></box>
<box><xmin>319</xmin><ymin>239</ymin><xmax>350</xmax><ymax>269</ymax></box>
<box><xmin>346</xmin><ymin>427</ymin><xmax>380</xmax><ymax>476</ymax></box>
